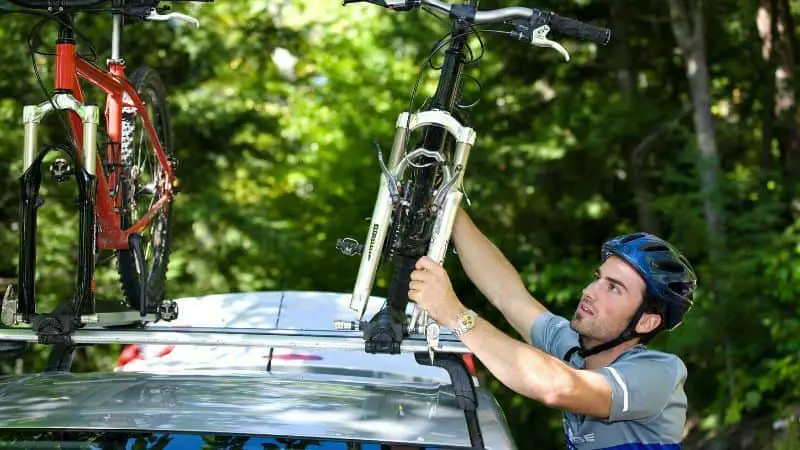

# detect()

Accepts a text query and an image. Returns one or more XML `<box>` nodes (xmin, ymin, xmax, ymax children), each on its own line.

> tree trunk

<box><xmin>612</xmin><ymin>0</ymin><xmax>634</xmax><ymax>98</ymax></box>
<box><xmin>612</xmin><ymin>0</ymin><xmax>659</xmax><ymax>233</ymax></box>
<box><xmin>667</xmin><ymin>0</ymin><xmax>732</xmax><ymax>403</ymax></box>
<box><xmin>756</xmin><ymin>0</ymin><xmax>777</xmax><ymax>195</ymax></box>
<box><xmin>773</xmin><ymin>0</ymin><xmax>800</xmax><ymax>219</ymax></box>
<box><xmin>757</xmin><ymin>0</ymin><xmax>799</xmax><ymax>219</ymax></box>
<box><xmin>668</xmin><ymin>0</ymin><xmax>726</xmax><ymax>252</ymax></box>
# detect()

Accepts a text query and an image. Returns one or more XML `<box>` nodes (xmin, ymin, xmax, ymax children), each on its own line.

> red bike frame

<box><xmin>54</xmin><ymin>38</ymin><xmax>175</xmax><ymax>250</ymax></box>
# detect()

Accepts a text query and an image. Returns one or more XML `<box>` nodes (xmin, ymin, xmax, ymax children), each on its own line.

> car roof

<box><xmin>116</xmin><ymin>290</ymin><xmax>459</xmax><ymax>384</ymax></box>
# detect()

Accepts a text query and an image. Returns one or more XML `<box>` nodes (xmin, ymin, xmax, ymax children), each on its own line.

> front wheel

<box><xmin>117</xmin><ymin>67</ymin><xmax>175</xmax><ymax>313</ymax></box>
<box><xmin>371</xmin><ymin>162</ymin><xmax>440</xmax><ymax>341</ymax></box>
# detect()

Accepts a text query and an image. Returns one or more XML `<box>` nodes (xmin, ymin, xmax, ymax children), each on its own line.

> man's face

<box><xmin>571</xmin><ymin>255</ymin><xmax>647</xmax><ymax>346</ymax></box>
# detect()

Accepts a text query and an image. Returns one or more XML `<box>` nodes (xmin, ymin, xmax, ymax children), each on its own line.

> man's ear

<box><xmin>636</xmin><ymin>312</ymin><xmax>662</xmax><ymax>335</ymax></box>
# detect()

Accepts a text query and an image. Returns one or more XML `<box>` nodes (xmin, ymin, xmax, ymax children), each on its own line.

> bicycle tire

<box><xmin>384</xmin><ymin>138</ymin><xmax>448</xmax><ymax>320</ymax></box>
<box><xmin>116</xmin><ymin>66</ymin><xmax>174</xmax><ymax>312</ymax></box>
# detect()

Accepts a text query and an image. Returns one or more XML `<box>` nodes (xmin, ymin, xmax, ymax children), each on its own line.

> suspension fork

<box><xmin>19</xmin><ymin>95</ymin><xmax>99</xmax><ymax>326</ymax></box>
<box><xmin>407</xmin><ymin>122</ymin><xmax>475</xmax><ymax>334</ymax></box>
<box><xmin>348</xmin><ymin>110</ymin><xmax>476</xmax><ymax>323</ymax></box>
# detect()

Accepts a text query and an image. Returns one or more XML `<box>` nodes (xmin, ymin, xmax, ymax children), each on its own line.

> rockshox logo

<box><xmin>367</xmin><ymin>224</ymin><xmax>379</xmax><ymax>260</ymax></box>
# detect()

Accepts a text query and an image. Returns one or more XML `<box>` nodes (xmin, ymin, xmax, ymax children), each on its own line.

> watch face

<box><xmin>462</xmin><ymin>314</ymin><xmax>476</xmax><ymax>329</ymax></box>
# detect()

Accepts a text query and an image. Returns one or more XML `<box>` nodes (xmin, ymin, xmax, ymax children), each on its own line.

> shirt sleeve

<box><xmin>529</xmin><ymin>311</ymin><xmax>580</xmax><ymax>361</ymax></box>
<box><xmin>595</xmin><ymin>350</ymin><xmax>688</xmax><ymax>421</ymax></box>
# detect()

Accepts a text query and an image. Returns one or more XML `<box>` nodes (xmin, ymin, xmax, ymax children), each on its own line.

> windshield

<box><xmin>0</xmin><ymin>430</ymin><xmax>452</xmax><ymax>449</ymax></box>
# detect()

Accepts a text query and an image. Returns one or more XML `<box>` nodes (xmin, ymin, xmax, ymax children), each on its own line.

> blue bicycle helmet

<box><xmin>601</xmin><ymin>232</ymin><xmax>696</xmax><ymax>330</ymax></box>
<box><xmin>565</xmin><ymin>232</ymin><xmax>697</xmax><ymax>360</ymax></box>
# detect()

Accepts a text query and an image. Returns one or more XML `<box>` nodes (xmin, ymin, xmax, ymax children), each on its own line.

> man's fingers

<box><xmin>409</xmin><ymin>280</ymin><xmax>423</xmax><ymax>292</ymax></box>
<box><xmin>415</xmin><ymin>256</ymin><xmax>440</xmax><ymax>272</ymax></box>
<box><xmin>410</xmin><ymin>268</ymin><xmax>435</xmax><ymax>282</ymax></box>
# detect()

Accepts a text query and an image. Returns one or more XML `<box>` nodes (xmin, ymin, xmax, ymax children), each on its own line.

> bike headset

<box><xmin>565</xmin><ymin>232</ymin><xmax>697</xmax><ymax>361</ymax></box>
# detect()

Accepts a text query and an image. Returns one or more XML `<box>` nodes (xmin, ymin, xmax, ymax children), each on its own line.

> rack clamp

<box><xmin>29</xmin><ymin>303</ymin><xmax>77</xmax><ymax>346</ymax></box>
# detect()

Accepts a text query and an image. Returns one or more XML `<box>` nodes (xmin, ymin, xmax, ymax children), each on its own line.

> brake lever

<box><xmin>531</xmin><ymin>25</ymin><xmax>570</xmax><ymax>61</ymax></box>
<box><xmin>375</xmin><ymin>141</ymin><xmax>402</xmax><ymax>205</ymax></box>
<box><xmin>146</xmin><ymin>9</ymin><xmax>200</xmax><ymax>28</ymax></box>
<box><xmin>510</xmin><ymin>19</ymin><xmax>570</xmax><ymax>61</ymax></box>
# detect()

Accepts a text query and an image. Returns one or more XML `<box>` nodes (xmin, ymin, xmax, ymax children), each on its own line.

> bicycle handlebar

<box><xmin>423</xmin><ymin>0</ymin><xmax>534</xmax><ymax>23</ymax></box>
<box><xmin>342</xmin><ymin>0</ymin><xmax>611</xmax><ymax>46</ymax></box>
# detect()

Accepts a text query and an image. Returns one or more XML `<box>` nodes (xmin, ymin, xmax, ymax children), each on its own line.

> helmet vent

<box><xmin>656</xmin><ymin>259</ymin><xmax>685</xmax><ymax>273</ymax></box>
<box><xmin>669</xmin><ymin>282</ymin><xmax>693</xmax><ymax>299</ymax></box>
<box><xmin>643</xmin><ymin>243</ymin><xmax>669</xmax><ymax>252</ymax></box>
<box><xmin>622</xmin><ymin>233</ymin><xmax>646</xmax><ymax>244</ymax></box>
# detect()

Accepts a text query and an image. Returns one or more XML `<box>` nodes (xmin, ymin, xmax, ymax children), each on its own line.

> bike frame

<box><xmin>18</xmin><ymin>11</ymin><xmax>174</xmax><ymax>323</ymax></box>
<box><xmin>348</xmin><ymin>2</ymin><xmax>478</xmax><ymax>336</ymax></box>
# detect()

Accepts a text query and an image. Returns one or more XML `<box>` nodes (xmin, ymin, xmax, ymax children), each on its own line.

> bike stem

<box><xmin>54</xmin><ymin>17</ymin><xmax>76</xmax><ymax>93</ymax></box>
<box><xmin>419</xmin><ymin>2</ymin><xmax>473</xmax><ymax>150</ymax></box>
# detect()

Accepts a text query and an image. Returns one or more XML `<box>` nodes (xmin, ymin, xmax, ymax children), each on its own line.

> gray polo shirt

<box><xmin>531</xmin><ymin>312</ymin><xmax>687</xmax><ymax>449</ymax></box>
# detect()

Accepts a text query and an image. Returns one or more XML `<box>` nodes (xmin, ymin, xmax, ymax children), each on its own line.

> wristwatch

<box><xmin>451</xmin><ymin>309</ymin><xmax>478</xmax><ymax>338</ymax></box>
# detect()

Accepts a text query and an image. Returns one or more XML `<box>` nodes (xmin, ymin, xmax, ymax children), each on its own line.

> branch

<box><xmin>667</xmin><ymin>0</ymin><xmax>694</xmax><ymax>54</ymax></box>
<box><xmin>691</xmin><ymin>0</ymin><xmax>706</xmax><ymax>49</ymax></box>
<box><xmin>633</xmin><ymin>105</ymin><xmax>693</xmax><ymax>165</ymax></box>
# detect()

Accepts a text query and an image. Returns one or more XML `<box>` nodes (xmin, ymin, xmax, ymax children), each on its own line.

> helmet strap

<box><xmin>564</xmin><ymin>301</ymin><xmax>650</xmax><ymax>362</ymax></box>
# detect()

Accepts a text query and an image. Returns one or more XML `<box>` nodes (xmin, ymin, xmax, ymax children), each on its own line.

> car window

<box><xmin>0</xmin><ymin>430</ymin><xmax>461</xmax><ymax>449</ymax></box>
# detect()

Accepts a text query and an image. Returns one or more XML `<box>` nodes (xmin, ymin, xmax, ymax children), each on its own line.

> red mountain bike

<box><xmin>2</xmin><ymin>0</ymin><xmax>211</xmax><ymax>344</ymax></box>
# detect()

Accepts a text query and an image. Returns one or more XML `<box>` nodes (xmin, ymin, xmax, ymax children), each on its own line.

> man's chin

<box><xmin>570</xmin><ymin>313</ymin><xmax>596</xmax><ymax>335</ymax></box>
<box><xmin>569</xmin><ymin>316</ymin><xmax>583</xmax><ymax>332</ymax></box>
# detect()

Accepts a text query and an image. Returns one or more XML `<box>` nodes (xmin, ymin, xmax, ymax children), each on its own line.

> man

<box><xmin>408</xmin><ymin>208</ymin><xmax>696</xmax><ymax>449</ymax></box>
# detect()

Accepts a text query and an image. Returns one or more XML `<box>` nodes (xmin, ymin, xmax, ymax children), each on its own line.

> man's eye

<box><xmin>608</xmin><ymin>283</ymin><xmax>620</xmax><ymax>294</ymax></box>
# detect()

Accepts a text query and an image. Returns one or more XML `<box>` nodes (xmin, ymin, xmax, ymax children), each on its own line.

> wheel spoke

<box><xmin>116</xmin><ymin>69</ymin><xmax>174</xmax><ymax>312</ymax></box>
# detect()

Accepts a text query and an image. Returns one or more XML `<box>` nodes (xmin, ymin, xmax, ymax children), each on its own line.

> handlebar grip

<box><xmin>549</xmin><ymin>14</ymin><xmax>611</xmax><ymax>45</ymax></box>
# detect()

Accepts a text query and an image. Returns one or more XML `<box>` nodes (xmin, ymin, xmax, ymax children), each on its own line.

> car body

<box><xmin>0</xmin><ymin>291</ymin><xmax>518</xmax><ymax>449</ymax></box>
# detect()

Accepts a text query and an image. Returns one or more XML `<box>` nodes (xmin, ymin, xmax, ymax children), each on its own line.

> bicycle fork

<box><xmin>345</xmin><ymin>109</ymin><xmax>476</xmax><ymax>355</ymax></box>
<box><xmin>10</xmin><ymin>94</ymin><xmax>99</xmax><ymax>342</ymax></box>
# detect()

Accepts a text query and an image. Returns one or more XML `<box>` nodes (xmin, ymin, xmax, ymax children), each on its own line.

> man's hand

<box><xmin>408</xmin><ymin>256</ymin><xmax>467</xmax><ymax>330</ymax></box>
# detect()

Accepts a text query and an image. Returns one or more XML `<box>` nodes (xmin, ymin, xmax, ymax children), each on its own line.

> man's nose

<box><xmin>583</xmin><ymin>281</ymin><xmax>599</xmax><ymax>300</ymax></box>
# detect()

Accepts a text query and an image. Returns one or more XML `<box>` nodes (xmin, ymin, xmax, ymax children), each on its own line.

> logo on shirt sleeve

<box><xmin>566</xmin><ymin>427</ymin><xmax>597</xmax><ymax>445</ymax></box>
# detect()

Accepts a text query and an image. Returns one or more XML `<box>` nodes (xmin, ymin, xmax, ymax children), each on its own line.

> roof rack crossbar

<box><xmin>0</xmin><ymin>326</ymin><xmax>471</xmax><ymax>354</ymax></box>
